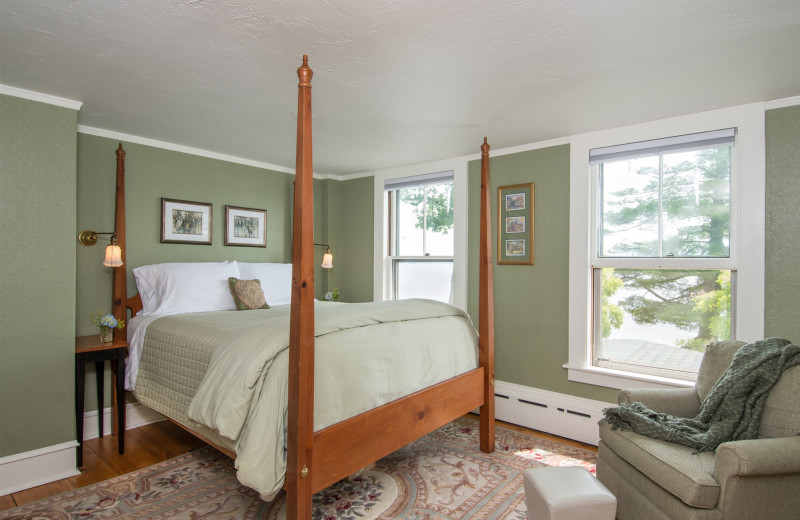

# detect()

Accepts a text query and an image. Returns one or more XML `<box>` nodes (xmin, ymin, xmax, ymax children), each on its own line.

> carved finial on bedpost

<box><xmin>298</xmin><ymin>54</ymin><xmax>313</xmax><ymax>87</ymax></box>
<box><xmin>116</xmin><ymin>142</ymin><xmax>125</xmax><ymax>159</ymax></box>
<box><xmin>481</xmin><ymin>136</ymin><xmax>489</xmax><ymax>156</ymax></box>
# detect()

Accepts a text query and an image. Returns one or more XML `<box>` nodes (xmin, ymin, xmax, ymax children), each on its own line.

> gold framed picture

<box><xmin>497</xmin><ymin>182</ymin><xmax>534</xmax><ymax>265</ymax></box>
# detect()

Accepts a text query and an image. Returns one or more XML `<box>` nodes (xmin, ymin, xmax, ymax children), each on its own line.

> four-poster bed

<box><xmin>109</xmin><ymin>55</ymin><xmax>495</xmax><ymax>520</ymax></box>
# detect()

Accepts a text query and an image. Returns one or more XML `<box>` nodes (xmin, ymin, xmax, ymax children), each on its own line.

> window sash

<box><xmin>594</xmin><ymin>147</ymin><xmax>732</xmax><ymax>260</ymax></box>
<box><xmin>591</xmin><ymin>266</ymin><xmax>735</xmax><ymax>381</ymax></box>
<box><xmin>391</xmin><ymin>257</ymin><xmax>453</xmax><ymax>302</ymax></box>
<box><xmin>388</xmin><ymin>181</ymin><xmax>454</xmax><ymax>258</ymax></box>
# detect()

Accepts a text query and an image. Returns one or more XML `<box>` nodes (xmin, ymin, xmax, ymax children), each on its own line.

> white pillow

<box><xmin>133</xmin><ymin>261</ymin><xmax>241</xmax><ymax>316</ymax></box>
<box><xmin>236</xmin><ymin>262</ymin><xmax>293</xmax><ymax>306</ymax></box>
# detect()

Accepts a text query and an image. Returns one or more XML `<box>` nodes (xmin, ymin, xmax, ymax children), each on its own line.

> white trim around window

<box><xmin>372</xmin><ymin>158</ymin><xmax>469</xmax><ymax>310</ymax></box>
<box><xmin>566</xmin><ymin>103</ymin><xmax>766</xmax><ymax>390</ymax></box>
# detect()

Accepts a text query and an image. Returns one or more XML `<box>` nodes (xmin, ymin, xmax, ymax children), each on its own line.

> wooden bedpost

<box><xmin>479</xmin><ymin>137</ymin><xmax>496</xmax><ymax>453</ymax></box>
<box><xmin>287</xmin><ymin>55</ymin><xmax>315</xmax><ymax>520</ymax></box>
<box><xmin>112</xmin><ymin>143</ymin><xmax>127</xmax><ymax>324</ymax></box>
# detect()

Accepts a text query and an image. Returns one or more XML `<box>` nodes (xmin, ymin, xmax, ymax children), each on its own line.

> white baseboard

<box><xmin>0</xmin><ymin>441</ymin><xmax>79</xmax><ymax>496</ymax></box>
<box><xmin>0</xmin><ymin>403</ymin><xmax>165</xmax><ymax>496</ymax></box>
<box><xmin>493</xmin><ymin>381</ymin><xmax>615</xmax><ymax>446</ymax></box>
<box><xmin>82</xmin><ymin>402</ymin><xmax>165</xmax><ymax>441</ymax></box>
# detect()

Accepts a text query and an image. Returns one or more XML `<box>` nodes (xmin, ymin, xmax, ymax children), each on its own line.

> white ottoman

<box><xmin>523</xmin><ymin>467</ymin><xmax>616</xmax><ymax>520</ymax></box>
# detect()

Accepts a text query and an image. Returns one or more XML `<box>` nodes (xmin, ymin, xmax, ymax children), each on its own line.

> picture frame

<box><xmin>161</xmin><ymin>198</ymin><xmax>212</xmax><ymax>245</ymax></box>
<box><xmin>225</xmin><ymin>205</ymin><xmax>267</xmax><ymax>247</ymax></box>
<box><xmin>497</xmin><ymin>182</ymin><xmax>534</xmax><ymax>265</ymax></box>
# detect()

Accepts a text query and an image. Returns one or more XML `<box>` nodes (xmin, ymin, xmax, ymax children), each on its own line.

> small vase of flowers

<box><xmin>93</xmin><ymin>311</ymin><xmax>125</xmax><ymax>344</ymax></box>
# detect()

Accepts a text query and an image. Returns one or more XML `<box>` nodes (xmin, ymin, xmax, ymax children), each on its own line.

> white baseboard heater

<box><xmin>493</xmin><ymin>381</ymin><xmax>614</xmax><ymax>446</ymax></box>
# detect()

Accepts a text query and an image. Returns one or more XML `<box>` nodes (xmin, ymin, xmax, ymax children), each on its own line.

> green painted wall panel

<box><xmin>0</xmin><ymin>95</ymin><xmax>78</xmax><ymax>457</ymax></box>
<box><xmin>335</xmin><ymin>177</ymin><xmax>374</xmax><ymax>303</ymax></box>
<box><xmin>467</xmin><ymin>144</ymin><xmax>618</xmax><ymax>403</ymax></box>
<box><xmin>765</xmin><ymin>106</ymin><xmax>800</xmax><ymax>342</ymax></box>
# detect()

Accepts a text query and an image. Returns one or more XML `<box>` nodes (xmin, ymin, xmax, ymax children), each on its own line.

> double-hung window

<box><xmin>590</xmin><ymin>129</ymin><xmax>736</xmax><ymax>381</ymax></box>
<box><xmin>385</xmin><ymin>172</ymin><xmax>454</xmax><ymax>303</ymax></box>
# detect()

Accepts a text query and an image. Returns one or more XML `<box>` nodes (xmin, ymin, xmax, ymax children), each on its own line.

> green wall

<box><xmin>0</xmin><ymin>94</ymin><xmax>78</xmax><ymax>457</ymax></box>
<box><xmin>765</xmin><ymin>105</ymin><xmax>800</xmax><ymax>342</ymax></box>
<box><xmin>312</xmin><ymin>175</ymin><xmax>374</xmax><ymax>303</ymax></box>
<box><xmin>467</xmin><ymin>145</ymin><xmax>617</xmax><ymax>404</ymax></box>
<box><xmin>335</xmin><ymin>176</ymin><xmax>375</xmax><ymax>303</ymax></box>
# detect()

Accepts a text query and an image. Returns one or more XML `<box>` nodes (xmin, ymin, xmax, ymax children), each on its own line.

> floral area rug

<box><xmin>1</xmin><ymin>418</ymin><xmax>596</xmax><ymax>519</ymax></box>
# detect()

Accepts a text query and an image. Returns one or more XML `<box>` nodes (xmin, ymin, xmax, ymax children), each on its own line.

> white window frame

<box><xmin>372</xmin><ymin>158</ymin><xmax>468</xmax><ymax>310</ymax></box>
<box><xmin>566</xmin><ymin>104</ymin><xmax>766</xmax><ymax>390</ymax></box>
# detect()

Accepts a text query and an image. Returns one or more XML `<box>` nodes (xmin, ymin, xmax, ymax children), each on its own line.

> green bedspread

<box><xmin>182</xmin><ymin>299</ymin><xmax>478</xmax><ymax>499</ymax></box>
<box><xmin>602</xmin><ymin>338</ymin><xmax>800</xmax><ymax>453</ymax></box>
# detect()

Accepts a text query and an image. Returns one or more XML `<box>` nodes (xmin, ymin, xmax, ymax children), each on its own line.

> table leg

<box><xmin>95</xmin><ymin>361</ymin><xmax>104</xmax><ymax>437</ymax></box>
<box><xmin>114</xmin><ymin>351</ymin><xmax>125</xmax><ymax>454</ymax></box>
<box><xmin>75</xmin><ymin>354</ymin><xmax>85</xmax><ymax>468</ymax></box>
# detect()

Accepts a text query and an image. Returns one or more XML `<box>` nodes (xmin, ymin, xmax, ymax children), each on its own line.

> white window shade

<box><xmin>384</xmin><ymin>171</ymin><xmax>454</xmax><ymax>190</ymax></box>
<box><xmin>590</xmin><ymin>128</ymin><xmax>736</xmax><ymax>164</ymax></box>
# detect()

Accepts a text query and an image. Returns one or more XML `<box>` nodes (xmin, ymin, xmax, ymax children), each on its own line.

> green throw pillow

<box><xmin>228</xmin><ymin>277</ymin><xmax>270</xmax><ymax>310</ymax></box>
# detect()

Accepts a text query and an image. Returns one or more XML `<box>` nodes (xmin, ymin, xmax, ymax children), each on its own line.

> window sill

<box><xmin>563</xmin><ymin>363</ymin><xmax>695</xmax><ymax>391</ymax></box>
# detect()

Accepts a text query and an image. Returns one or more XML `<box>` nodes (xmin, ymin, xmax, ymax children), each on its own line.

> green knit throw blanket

<box><xmin>602</xmin><ymin>338</ymin><xmax>800</xmax><ymax>452</ymax></box>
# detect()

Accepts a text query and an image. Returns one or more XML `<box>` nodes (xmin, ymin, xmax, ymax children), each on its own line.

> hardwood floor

<box><xmin>0</xmin><ymin>415</ymin><xmax>597</xmax><ymax>512</ymax></box>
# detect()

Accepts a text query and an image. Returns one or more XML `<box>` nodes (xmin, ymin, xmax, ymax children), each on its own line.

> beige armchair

<box><xmin>597</xmin><ymin>340</ymin><xmax>800</xmax><ymax>520</ymax></box>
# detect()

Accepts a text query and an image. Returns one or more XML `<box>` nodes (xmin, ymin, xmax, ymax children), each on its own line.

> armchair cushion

<box><xmin>599</xmin><ymin>421</ymin><xmax>719</xmax><ymax>509</ymax></box>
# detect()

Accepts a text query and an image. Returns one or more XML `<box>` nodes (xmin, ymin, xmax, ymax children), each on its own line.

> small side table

<box><xmin>75</xmin><ymin>335</ymin><xmax>129</xmax><ymax>468</ymax></box>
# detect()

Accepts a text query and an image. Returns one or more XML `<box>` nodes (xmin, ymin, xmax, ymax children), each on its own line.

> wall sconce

<box><xmin>78</xmin><ymin>230</ymin><xmax>124</xmax><ymax>267</ymax></box>
<box><xmin>314</xmin><ymin>243</ymin><xmax>333</xmax><ymax>269</ymax></box>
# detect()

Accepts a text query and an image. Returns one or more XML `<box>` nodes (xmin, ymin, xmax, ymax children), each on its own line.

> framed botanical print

<box><xmin>225</xmin><ymin>205</ymin><xmax>267</xmax><ymax>247</ymax></box>
<box><xmin>497</xmin><ymin>182</ymin><xmax>534</xmax><ymax>265</ymax></box>
<box><xmin>161</xmin><ymin>198</ymin><xmax>212</xmax><ymax>245</ymax></box>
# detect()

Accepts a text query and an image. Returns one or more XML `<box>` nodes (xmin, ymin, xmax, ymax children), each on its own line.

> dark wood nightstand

<box><xmin>75</xmin><ymin>335</ymin><xmax>129</xmax><ymax>468</ymax></box>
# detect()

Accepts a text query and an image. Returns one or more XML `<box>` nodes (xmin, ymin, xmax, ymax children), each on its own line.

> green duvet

<box><xmin>136</xmin><ymin>299</ymin><xmax>478</xmax><ymax>500</ymax></box>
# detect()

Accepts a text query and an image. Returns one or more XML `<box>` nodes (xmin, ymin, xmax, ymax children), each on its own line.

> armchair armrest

<box><xmin>714</xmin><ymin>436</ymin><xmax>800</xmax><ymax>519</ymax></box>
<box><xmin>715</xmin><ymin>436</ymin><xmax>800</xmax><ymax>478</ymax></box>
<box><xmin>617</xmin><ymin>387</ymin><xmax>700</xmax><ymax>418</ymax></box>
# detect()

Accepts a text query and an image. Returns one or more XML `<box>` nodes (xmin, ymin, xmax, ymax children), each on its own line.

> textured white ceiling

<box><xmin>2</xmin><ymin>0</ymin><xmax>799</xmax><ymax>175</ymax></box>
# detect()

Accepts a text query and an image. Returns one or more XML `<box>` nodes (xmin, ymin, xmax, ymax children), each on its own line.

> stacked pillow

<box><xmin>133</xmin><ymin>261</ymin><xmax>293</xmax><ymax>317</ymax></box>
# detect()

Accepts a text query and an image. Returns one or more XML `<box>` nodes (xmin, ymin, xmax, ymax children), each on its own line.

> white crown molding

<box><xmin>766</xmin><ymin>95</ymin><xmax>800</xmax><ymax>110</ymax></box>
<box><xmin>77</xmin><ymin>125</ymin><xmax>308</xmax><ymax>177</ymax></box>
<box><xmin>0</xmin><ymin>84</ymin><xmax>82</xmax><ymax>110</ymax></box>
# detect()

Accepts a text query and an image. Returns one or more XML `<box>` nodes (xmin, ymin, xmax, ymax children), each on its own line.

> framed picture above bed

<box><xmin>224</xmin><ymin>205</ymin><xmax>267</xmax><ymax>247</ymax></box>
<box><xmin>497</xmin><ymin>182</ymin><xmax>534</xmax><ymax>265</ymax></box>
<box><xmin>161</xmin><ymin>198</ymin><xmax>212</xmax><ymax>245</ymax></box>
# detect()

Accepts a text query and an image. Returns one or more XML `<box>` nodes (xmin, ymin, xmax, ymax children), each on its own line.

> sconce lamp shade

<box><xmin>321</xmin><ymin>249</ymin><xmax>333</xmax><ymax>269</ymax></box>
<box><xmin>103</xmin><ymin>244</ymin><xmax>123</xmax><ymax>267</ymax></box>
<box><xmin>315</xmin><ymin>243</ymin><xmax>334</xmax><ymax>269</ymax></box>
<box><xmin>80</xmin><ymin>230</ymin><xmax>123</xmax><ymax>267</ymax></box>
